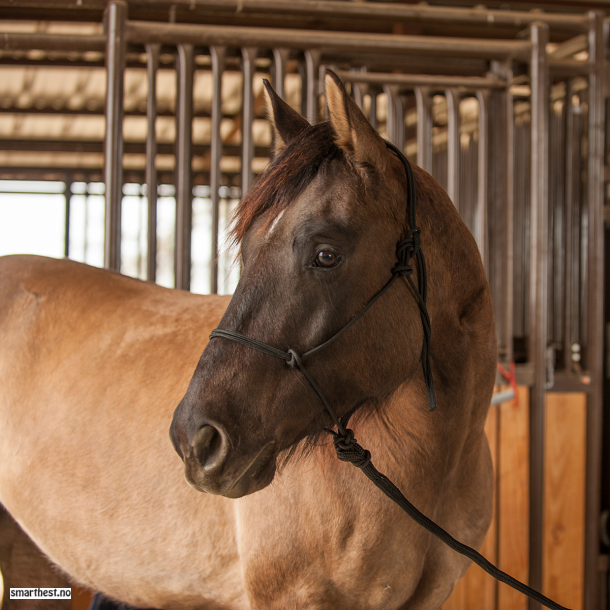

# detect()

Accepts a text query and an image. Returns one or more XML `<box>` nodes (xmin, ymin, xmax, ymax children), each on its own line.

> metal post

<box><xmin>486</xmin><ymin>60</ymin><xmax>514</xmax><ymax>363</ymax></box>
<box><xmin>584</xmin><ymin>11</ymin><xmax>605</xmax><ymax>610</ymax></box>
<box><xmin>174</xmin><ymin>43</ymin><xmax>194</xmax><ymax>290</ymax></box>
<box><xmin>272</xmin><ymin>48</ymin><xmax>289</xmax><ymax>100</ymax></box>
<box><xmin>369</xmin><ymin>91</ymin><xmax>378</xmax><ymax>130</ymax></box>
<box><xmin>504</xmin><ymin>61</ymin><xmax>515</xmax><ymax>365</ymax></box>
<box><xmin>445</xmin><ymin>87</ymin><xmax>460</xmax><ymax>211</ymax></box>
<box><xmin>476</xmin><ymin>89</ymin><xmax>489</xmax><ymax>274</ymax></box>
<box><xmin>64</xmin><ymin>176</ymin><xmax>72</xmax><ymax>258</ymax></box>
<box><xmin>304</xmin><ymin>49</ymin><xmax>320</xmax><ymax>124</ymax></box>
<box><xmin>564</xmin><ymin>79</ymin><xmax>576</xmax><ymax>372</ymax></box>
<box><xmin>414</xmin><ymin>86</ymin><xmax>433</xmax><ymax>173</ymax></box>
<box><xmin>528</xmin><ymin>22</ymin><xmax>549</xmax><ymax>609</ymax></box>
<box><xmin>241</xmin><ymin>47</ymin><xmax>257</xmax><ymax>195</ymax></box>
<box><xmin>352</xmin><ymin>82</ymin><xmax>368</xmax><ymax>114</ymax></box>
<box><xmin>145</xmin><ymin>42</ymin><xmax>160</xmax><ymax>283</ymax></box>
<box><xmin>210</xmin><ymin>46</ymin><xmax>226</xmax><ymax>295</ymax></box>
<box><xmin>103</xmin><ymin>0</ymin><xmax>127</xmax><ymax>271</ymax></box>
<box><xmin>383</xmin><ymin>84</ymin><xmax>404</xmax><ymax>150</ymax></box>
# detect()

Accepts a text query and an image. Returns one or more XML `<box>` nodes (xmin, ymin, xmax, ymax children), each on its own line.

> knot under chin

<box><xmin>332</xmin><ymin>429</ymin><xmax>371</xmax><ymax>469</ymax></box>
<box><xmin>286</xmin><ymin>348</ymin><xmax>302</xmax><ymax>369</ymax></box>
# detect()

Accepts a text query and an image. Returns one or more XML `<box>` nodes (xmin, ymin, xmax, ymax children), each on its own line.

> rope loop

<box><xmin>286</xmin><ymin>348</ymin><xmax>302</xmax><ymax>369</ymax></box>
<box><xmin>332</xmin><ymin>429</ymin><xmax>371</xmax><ymax>469</ymax></box>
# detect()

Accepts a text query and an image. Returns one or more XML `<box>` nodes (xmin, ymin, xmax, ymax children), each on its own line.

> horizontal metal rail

<box><xmin>127</xmin><ymin>21</ymin><xmax>533</xmax><ymax>60</ymax></box>
<box><xmin>336</xmin><ymin>71</ymin><xmax>507</xmax><ymax>90</ymax></box>
<box><xmin>0</xmin><ymin>0</ymin><xmax>593</xmax><ymax>32</ymax></box>
<box><xmin>0</xmin><ymin>32</ymin><xmax>105</xmax><ymax>51</ymax></box>
<box><xmin>0</xmin><ymin>27</ymin><xmax>590</xmax><ymax>68</ymax></box>
<box><xmin>0</xmin><ymin>139</ymin><xmax>271</xmax><ymax>157</ymax></box>
<box><xmin>142</xmin><ymin>0</ymin><xmax>592</xmax><ymax>31</ymax></box>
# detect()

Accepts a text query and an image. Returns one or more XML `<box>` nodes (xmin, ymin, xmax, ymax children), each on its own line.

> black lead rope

<box><xmin>209</xmin><ymin>142</ymin><xmax>569</xmax><ymax>610</ymax></box>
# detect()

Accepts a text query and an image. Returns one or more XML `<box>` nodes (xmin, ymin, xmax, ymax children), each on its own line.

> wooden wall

<box><xmin>71</xmin><ymin>588</ymin><xmax>92</xmax><ymax>610</ymax></box>
<box><xmin>443</xmin><ymin>388</ymin><xmax>586</xmax><ymax>610</ymax></box>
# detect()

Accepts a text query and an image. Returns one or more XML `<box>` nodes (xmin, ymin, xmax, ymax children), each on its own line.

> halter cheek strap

<box><xmin>207</xmin><ymin>142</ymin><xmax>568</xmax><ymax>610</ymax></box>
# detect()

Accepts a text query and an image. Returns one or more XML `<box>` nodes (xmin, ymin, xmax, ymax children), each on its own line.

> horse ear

<box><xmin>263</xmin><ymin>79</ymin><xmax>310</xmax><ymax>157</ymax></box>
<box><xmin>325</xmin><ymin>70</ymin><xmax>388</xmax><ymax>169</ymax></box>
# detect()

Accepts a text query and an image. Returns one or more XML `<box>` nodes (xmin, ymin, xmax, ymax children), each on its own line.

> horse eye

<box><xmin>315</xmin><ymin>250</ymin><xmax>341</xmax><ymax>268</ymax></box>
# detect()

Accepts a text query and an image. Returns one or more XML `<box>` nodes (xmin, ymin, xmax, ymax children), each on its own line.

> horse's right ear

<box><xmin>324</xmin><ymin>70</ymin><xmax>389</xmax><ymax>172</ymax></box>
<box><xmin>263</xmin><ymin>79</ymin><xmax>310</xmax><ymax>158</ymax></box>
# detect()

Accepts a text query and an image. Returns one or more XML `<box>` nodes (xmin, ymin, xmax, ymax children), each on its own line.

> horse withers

<box><xmin>0</xmin><ymin>72</ymin><xmax>496</xmax><ymax>610</ymax></box>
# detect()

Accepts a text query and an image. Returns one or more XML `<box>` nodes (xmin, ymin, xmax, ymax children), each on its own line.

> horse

<box><xmin>0</xmin><ymin>71</ymin><xmax>496</xmax><ymax>610</ymax></box>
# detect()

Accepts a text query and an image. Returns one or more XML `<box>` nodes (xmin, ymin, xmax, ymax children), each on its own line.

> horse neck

<box><xmin>346</xmin><ymin>384</ymin><xmax>440</xmax><ymax>483</ymax></box>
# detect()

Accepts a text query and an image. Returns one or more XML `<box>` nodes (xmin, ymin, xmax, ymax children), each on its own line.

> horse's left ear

<box><xmin>325</xmin><ymin>70</ymin><xmax>389</xmax><ymax>170</ymax></box>
<box><xmin>263</xmin><ymin>79</ymin><xmax>310</xmax><ymax>158</ymax></box>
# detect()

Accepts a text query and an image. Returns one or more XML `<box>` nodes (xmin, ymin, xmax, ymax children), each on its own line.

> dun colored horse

<box><xmin>0</xmin><ymin>72</ymin><xmax>496</xmax><ymax>610</ymax></box>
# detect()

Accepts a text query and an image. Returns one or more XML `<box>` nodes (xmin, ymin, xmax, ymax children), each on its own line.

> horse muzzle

<box><xmin>171</xmin><ymin>418</ymin><xmax>277</xmax><ymax>498</ymax></box>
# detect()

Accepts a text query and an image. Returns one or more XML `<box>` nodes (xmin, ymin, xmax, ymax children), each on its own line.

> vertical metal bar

<box><xmin>145</xmin><ymin>42</ymin><xmax>160</xmax><ymax>283</ymax></box>
<box><xmin>210</xmin><ymin>46</ymin><xmax>226</xmax><ymax>295</ymax></box>
<box><xmin>174</xmin><ymin>43</ymin><xmax>194</xmax><ymax>290</ymax></box>
<box><xmin>298</xmin><ymin>62</ymin><xmax>307</xmax><ymax>118</ymax></box>
<box><xmin>353</xmin><ymin>82</ymin><xmax>367</xmax><ymax>113</ymax></box>
<box><xmin>414</xmin><ymin>86</ymin><xmax>433</xmax><ymax>173</ymax></box>
<box><xmin>477</xmin><ymin>89</ymin><xmax>489</xmax><ymax>274</ymax></box>
<box><xmin>564</xmin><ymin>80</ymin><xmax>575</xmax><ymax>372</ymax></box>
<box><xmin>504</xmin><ymin>62</ymin><xmax>515</xmax><ymax>365</ymax></box>
<box><xmin>528</xmin><ymin>22</ymin><xmax>549</xmax><ymax>609</ymax></box>
<box><xmin>383</xmin><ymin>84</ymin><xmax>404</xmax><ymax>150</ymax></box>
<box><xmin>103</xmin><ymin>0</ymin><xmax>127</xmax><ymax>271</ymax></box>
<box><xmin>241</xmin><ymin>47</ymin><xmax>257</xmax><ymax>195</ymax></box>
<box><xmin>490</xmin><ymin>58</ymin><xmax>515</xmax><ymax>365</ymax></box>
<box><xmin>272</xmin><ymin>48</ymin><xmax>288</xmax><ymax>99</ymax></box>
<box><xmin>383</xmin><ymin>84</ymin><xmax>396</xmax><ymax>146</ymax></box>
<box><xmin>486</xmin><ymin>62</ymin><xmax>510</xmax><ymax>361</ymax></box>
<box><xmin>369</xmin><ymin>91</ymin><xmax>378</xmax><ymax>130</ymax></box>
<box><xmin>304</xmin><ymin>49</ymin><xmax>320</xmax><ymax>124</ymax></box>
<box><xmin>445</xmin><ymin>87</ymin><xmax>460</xmax><ymax>211</ymax></box>
<box><xmin>64</xmin><ymin>176</ymin><xmax>71</xmax><ymax>258</ymax></box>
<box><xmin>585</xmin><ymin>11</ymin><xmax>605</xmax><ymax>610</ymax></box>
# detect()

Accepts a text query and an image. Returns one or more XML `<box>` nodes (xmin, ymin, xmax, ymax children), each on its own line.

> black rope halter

<box><xmin>208</xmin><ymin>141</ymin><xmax>569</xmax><ymax>610</ymax></box>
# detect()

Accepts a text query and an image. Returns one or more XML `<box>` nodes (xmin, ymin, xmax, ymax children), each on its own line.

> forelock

<box><xmin>230</xmin><ymin>122</ymin><xmax>342</xmax><ymax>247</ymax></box>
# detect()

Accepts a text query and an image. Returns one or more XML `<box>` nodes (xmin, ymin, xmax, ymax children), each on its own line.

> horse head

<box><xmin>170</xmin><ymin>71</ymin><xmax>493</xmax><ymax>499</ymax></box>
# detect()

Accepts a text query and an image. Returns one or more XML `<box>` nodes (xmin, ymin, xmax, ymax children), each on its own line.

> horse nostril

<box><xmin>191</xmin><ymin>424</ymin><xmax>226</xmax><ymax>470</ymax></box>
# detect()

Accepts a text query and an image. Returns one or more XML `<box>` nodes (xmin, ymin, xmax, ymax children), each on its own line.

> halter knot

<box><xmin>286</xmin><ymin>348</ymin><xmax>302</xmax><ymax>369</ymax></box>
<box><xmin>392</xmin><ymin>263</ymin><xmax>414</xmax><ymax>277</ymax></box>
<box><xmin>332</xmin><ymin>428</ymin><xmax>371</xmax><ymax>469</ymax></box>
<box><xmin>396</xmin><ymin>227</ymin><xmax>421</xmax><ymax>264</ymax></box>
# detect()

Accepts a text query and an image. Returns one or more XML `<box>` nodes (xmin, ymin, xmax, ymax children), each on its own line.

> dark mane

<box><xmin>231</xmin><ymin>122</ymin><xmax>342</xmax><ymax>245</ymax></box>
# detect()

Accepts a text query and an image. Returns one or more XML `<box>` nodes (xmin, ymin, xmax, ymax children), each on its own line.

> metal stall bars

<box><xmin>124</xmin><ymin>18</ymin><xmax>532</xmax><ymax>294</ymax></box>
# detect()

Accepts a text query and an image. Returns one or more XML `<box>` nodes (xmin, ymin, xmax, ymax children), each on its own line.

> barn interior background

<box><xmin>0</xmin><ymin>0</ymin><xmax>608</xmax><ymax>609</ymax></box>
